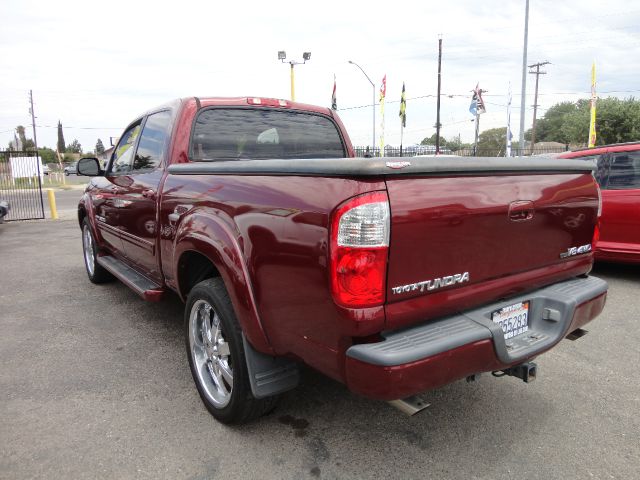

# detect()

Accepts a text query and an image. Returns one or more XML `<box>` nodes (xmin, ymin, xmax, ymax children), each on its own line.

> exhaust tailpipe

<box><xmin>388</xmin><ymin>395</ymin><xmax>430</xmax><ymax>416</ymax></box>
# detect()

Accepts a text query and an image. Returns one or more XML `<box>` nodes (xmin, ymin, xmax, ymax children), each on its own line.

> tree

<box><xmin>66</xmin><ymin>139</ymin><xmax>82</xmax><ymax>154</ymax></box>
<box><xmin>421</xmin><ymin>133</ymin><xmax>471</xmax><ymax>152</ymax></box>
<box><xmin>95</xmin><ymin>138</ymin><xmax>105</xmax><ymax>155</ymax></box>
<box><xmin>38</xmin><ymin>147</ymin><xmax>56</xmax><ymax>164</ymax></box>
<box><xmin>420</xmin><ymin>133</ymin><xmax>443</xmax><ymax>146</ymax></box>
<box><xmin>595</xmin><ymin>97</ymin><xmax>640</xmax><ymax>144</ymax></box>
<box><xmin>526</xmin><ymin>97</ymin><xmax>640</xmax><ymax>146</ymax></box>
<box><xmin>10</xmin><ymin>125</ymin><xmax>35</xmax><ymax>151</ymax></box>
<box><xmin>16</xmin><ymin>126</ymin><xmax>28</xmax><ymax>149</ymax></box>
<box><xmin>477</xmin><ymin>127</ymin><xmax>508</xmax><ymax>154</ymax></box>
<box><xmin>446</xmin><ymin>135</ymin><xmax>471</xmax><ymax>152</ymax></box>
<box><xmin>57</xmin><ymin>121</ymin><xmax>66</xmax><ymax>153</ymax></box>
<box><xmin>525</xmin><ymin>101</ymin><xmax>577</xmax><ymax>144</ymax></box>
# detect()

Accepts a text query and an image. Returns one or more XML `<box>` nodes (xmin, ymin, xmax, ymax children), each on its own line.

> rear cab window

<box><xmin>190</xmin><ymin>108</ymin><xmax>346</xmax><ymax>161</ymax></box>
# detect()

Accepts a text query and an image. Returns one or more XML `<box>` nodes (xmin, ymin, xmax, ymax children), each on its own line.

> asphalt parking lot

<box><xmin>1</xmin><ymin>219</ymin><xmax>638</xmax><ymax>480</ymax></box>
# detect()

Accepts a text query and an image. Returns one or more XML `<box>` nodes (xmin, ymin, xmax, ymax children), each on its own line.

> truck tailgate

<box><xmin>385</xmin><ymin>172</ymin><xmax>599</xmax><ymax>329</ymax></box>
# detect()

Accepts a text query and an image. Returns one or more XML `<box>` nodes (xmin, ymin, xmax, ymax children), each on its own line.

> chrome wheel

<box><xmin>188</xmin><ymin>299</ymin><xmax>233</xmax><ymax>408</ymax></box>
<box><xmin>83</xmin><ymin>224</ymin><xmax>95</xmax><ymax>276</ymax></box>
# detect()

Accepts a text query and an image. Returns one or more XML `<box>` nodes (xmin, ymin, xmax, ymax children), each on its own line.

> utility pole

<box><xmin>29</xmin><ymin>89</ymin><xmax>45</xmax><ymax>214</ymax></box>
<box><xmin>528</xmin><ymin>61</ymin><xmax>550</xmax><ymax>154</ymax></box>
<box><xmin>519</xmin><ymin>0</ymin><xmax>530</xmax><ymax>156</ymax></box>
<box><xmin>435</xmin><ymin>35</ymin><xmax>443</xmax><ymax>154</ymax></box>
<box><xmin>29</xmin><ymin>90</ymin><xmax>38</xmax><ymax>153</ymax></box>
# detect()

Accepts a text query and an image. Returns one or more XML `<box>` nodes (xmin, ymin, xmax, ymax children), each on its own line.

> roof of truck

<box><xmin>194</xmin><ymin>97</ymin><xmax>333</xmax><ymax>115</ymax></box>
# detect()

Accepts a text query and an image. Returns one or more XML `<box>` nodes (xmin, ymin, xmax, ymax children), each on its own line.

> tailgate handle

<box><xmin>509</xmin><ymin>201</ymin><xmax>534</xmax><ymax>221</ymax></box>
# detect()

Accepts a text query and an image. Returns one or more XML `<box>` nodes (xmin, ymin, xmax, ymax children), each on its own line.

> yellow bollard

<box><xmin>47</xmin><ymin>189</ymin><xmax>59</xmax><ymax>220</ymax></box>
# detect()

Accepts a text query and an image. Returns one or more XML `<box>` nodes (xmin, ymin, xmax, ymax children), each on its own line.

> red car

<box><xmin>559</xmin><ymin>142</ymin><xmax>640</xmax><ymax>264</ymax></box>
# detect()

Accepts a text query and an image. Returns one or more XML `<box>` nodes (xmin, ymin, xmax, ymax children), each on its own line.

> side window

<box><xmin>607</xmin><ymin>151</ymin><xmax>640</xmax><ymax>190</ymax></box>
<box><xmin>111</xmin><ymin>123</ymin><xmax>142</xmax><ymax>174</ymax></box>
<box><xmin>133</xmin><ymin>110</ymin><xmax>172</xmax><ymax>172</ymax></box>
<box><xmin>592</xmin><ymin>155</ymin><xmax>609</xmax><ymax>187</ymax></box>
<box><xmin>570</xmin><ymin>154</ymin><xmax>609</xmax><ymax>187</ymax></box>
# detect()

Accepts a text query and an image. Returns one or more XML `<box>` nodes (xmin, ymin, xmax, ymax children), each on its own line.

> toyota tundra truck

<box><xmin>76</xmin><ymin>97</ymin><xmax>607</xmax><ymax>424</ymax></box>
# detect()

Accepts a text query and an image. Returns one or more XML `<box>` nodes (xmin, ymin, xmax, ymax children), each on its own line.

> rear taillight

<box><xmin>330</xmin><ymin>191</ymin><xmax>390</xmax><ymax>308</ymax></box>
<box><xmin>592</xmin><ymin>185</ymin><xmax>602</xmax><ymax>250</ymax></box>
<box><xmin>592</xmin><ymin>222</ymin><xmax>600</xmax><ymax>250</ymax></box>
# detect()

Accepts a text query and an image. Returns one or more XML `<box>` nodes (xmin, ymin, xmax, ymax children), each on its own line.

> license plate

<box><xmin>492</xmin><ymin>301</ymin><xmax>530</xmax><ymax>339</ymax></box>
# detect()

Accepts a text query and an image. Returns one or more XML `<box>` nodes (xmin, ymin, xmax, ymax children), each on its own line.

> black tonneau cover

<box><xmin>167</xmin><ymin>156</ymin><xmax>595</xmax><ymax>177</ymax></box>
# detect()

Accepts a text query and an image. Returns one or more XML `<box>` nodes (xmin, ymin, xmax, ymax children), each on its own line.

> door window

<box><xmin>133</xmin><ymin>110</ymin><xmax>173</xmax><ymax>172</ymax></box>
<box><xmin>607</xmin><ymin>151</ymin><xmax>640</xmax><ymax>189</ymax></box>
<box><xmin>111</xmin><ymin>122</ymin><xmax>142</xmax><ymax>174</ymax></box>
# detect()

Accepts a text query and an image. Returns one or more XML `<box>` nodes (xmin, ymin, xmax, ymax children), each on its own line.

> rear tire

<box><xmin>185</xmin><ymin>278</ymin><xmax>279</xmax><ymax>424</ymax></box>
<box><xmin>82</xmin><ymin>219</ymin><xmax>113</xmax><ymax>284</ymax></box>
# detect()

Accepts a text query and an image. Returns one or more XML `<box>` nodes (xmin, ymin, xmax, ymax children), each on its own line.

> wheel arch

<box><xmin>174</xmin><ymin>215</ymin><xmax>274</xmax><ymax>355</ymax></box>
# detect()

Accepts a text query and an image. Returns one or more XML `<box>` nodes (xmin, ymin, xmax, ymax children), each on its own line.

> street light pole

<box><xmin>519</xmin><ymin>0</ymin><xmax>530</xmax><ymax>156</ymax></box>
<box><xmin>278</xmin><ymin>51</ymin><xmax>311</xmax><ymax>102</ymax></box>
<box><xmin>348</xmin><ymin>60</ymin><xmax>376</xmax><ymax>154</ymax></box>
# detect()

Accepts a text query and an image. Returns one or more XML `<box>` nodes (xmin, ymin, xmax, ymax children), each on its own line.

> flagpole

<box><xmin>588</xmin><ymin>61</ymin><xmax>597</xmax><ymax>148</ymax></box>
<box><xmin>506</xmin><ymin>82</ymin><xmax>512</xmax><ymax>157</ymax></box>
<box><xmin>436</xmin><ymin>36</ymin><xmax>443</xmax><ymax>154</ymax></box>
<box><xmin>473</xmin><ymin>111</ymin><xmax>480</xmax><ymax>156</ymax></box>
<box><xmin>399</xmin><ymin>82</ymin><xmax>406</xmax><ymax>157</ymax></box>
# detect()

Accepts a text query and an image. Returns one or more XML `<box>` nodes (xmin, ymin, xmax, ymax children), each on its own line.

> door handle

<box><xmin>508</xmin><ymin>200</ymin><xmax>535</xmax><ymax>221</ymax></box>
<box><xmin>142</xmin><ymin>189</ymin><xmax>156</xmax><ymax>199</ymax></box>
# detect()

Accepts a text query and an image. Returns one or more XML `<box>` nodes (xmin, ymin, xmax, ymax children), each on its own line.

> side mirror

<box><xmin>77</xmin><ymin>157</ymin><xmax>104</xmax><ymax>176</ymax></box>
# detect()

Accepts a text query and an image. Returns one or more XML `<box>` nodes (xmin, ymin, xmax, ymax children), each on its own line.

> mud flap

<box><xmin>242</xmin><ymin>334</ymin><xmax>300</xmax><ymax>398</ymax></box>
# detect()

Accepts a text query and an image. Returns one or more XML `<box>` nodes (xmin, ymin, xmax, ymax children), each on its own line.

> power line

<box><xmin>35</xmin><ymin>124</ymin><xmax>122</xmax><ymax>130</ymax></box>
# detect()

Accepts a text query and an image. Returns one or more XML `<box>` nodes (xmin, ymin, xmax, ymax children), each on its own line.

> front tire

<box><xmin>82</xmin><ymin>219</ymin><xmax>113</xmax><ymax>284</ymax></box>
<box><xmin>185</xmin><ymin>278</ymin><xmax>279</xmax><ymax>424</ymax></box>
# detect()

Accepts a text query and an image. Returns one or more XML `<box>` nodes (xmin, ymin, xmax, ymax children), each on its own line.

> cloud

<box><xmin>0</xmin><ymin>0</ymin><xmax>638</xmax><ymax>151</ymax></box>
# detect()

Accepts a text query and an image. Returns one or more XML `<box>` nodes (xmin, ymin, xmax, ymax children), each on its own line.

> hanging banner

<box><xmin>469</xmin><ymin>83</ymin><xmax>486</xmax><ymax>116</ymax></box>
<box><xmin>588</xmin><ymin>62</ymin><xmax>597</xmax><ymax>148</ymax></box>
<box><xmin>399</xmin><ymin>82</ymin><xmax>406</xmax><ymax>127</ymax></box>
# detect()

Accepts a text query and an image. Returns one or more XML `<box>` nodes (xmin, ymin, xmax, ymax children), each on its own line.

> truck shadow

<box><xmin>231</xmin><ymin>364</ymin><xmax>558</xmax><ymax>478</ymax></box>
<box><xmin>592</xmin><ymin>262</ymin><xmax>639</xmax><ymax>281</ymax></box>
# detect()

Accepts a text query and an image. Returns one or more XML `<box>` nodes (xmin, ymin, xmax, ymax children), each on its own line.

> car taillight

<box><xmin>592</xmin><ymin>185</ymin><xmax>602</xmax><ymax>250</ymax></box>
<box><xmin>330</xmin><ymin>191</ymin><xmax>390</xmax><ymax>308</ymax></box>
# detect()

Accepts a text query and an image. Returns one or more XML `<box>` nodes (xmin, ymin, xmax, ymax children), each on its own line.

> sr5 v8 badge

<box><xmin>560</xmin><ymin>243</ymin><xmax>592</xmax><ymax>259</ymax></box>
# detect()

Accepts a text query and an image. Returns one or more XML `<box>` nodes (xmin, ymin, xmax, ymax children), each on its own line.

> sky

<box><xmin>1</xmin><ymin>0</ymin><xmax>639</xmax><ymax>153</ymax></box>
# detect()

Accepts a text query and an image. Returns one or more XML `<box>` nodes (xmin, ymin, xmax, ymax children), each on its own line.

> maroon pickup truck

<box><xmin>77</xmin><ymin>97</ymin><xmax>608</xmax><ymax>424</ymax></box>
